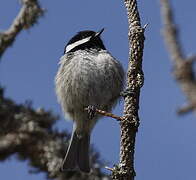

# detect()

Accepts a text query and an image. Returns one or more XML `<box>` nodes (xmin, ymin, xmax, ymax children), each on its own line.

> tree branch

<box><xmin>0</xmin><ymin>0</ymin><xmax>44</xmax><ymax>58</ymax></box>
<box><xmin>111</xmin><ymin>0</ymin><xmax>145</xmax><ymax>179</ymax></box>
<box><xmin>0</xmin><ymin>88</ymin><xmax>109</xmax><ymax>180</ymax></box>
<box><xmin>160</xmin><ymin>0</ymin><xmax>196</xmax><ymax>115</ymax></box>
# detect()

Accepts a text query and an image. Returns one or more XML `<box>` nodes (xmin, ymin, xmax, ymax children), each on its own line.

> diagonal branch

<box><xmin>111</xmin><ymin>0</ymin><xmax>146</xmax><ymax>179</ymax></box>
<box><xmin>160</xmin><ymin>0</ymin><xmax>196</xmax><ymax>115</ymax></box>
<box><xmin>0</xmin><ymin>0</ymin><xmax>44</xmax><ymax>58</ymax></box>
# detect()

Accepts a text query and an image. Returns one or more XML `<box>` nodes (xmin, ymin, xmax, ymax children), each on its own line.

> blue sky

<box><xmin>0</xmin><ymin>0</ymin><xmax>196</xmax><ymax>179</ymax></box>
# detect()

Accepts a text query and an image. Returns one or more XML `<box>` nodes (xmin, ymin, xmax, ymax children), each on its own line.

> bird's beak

<box><xmin>95</xmin><ymin>28</ymin><xmax>104</xmax><ymax>37</ymax></box>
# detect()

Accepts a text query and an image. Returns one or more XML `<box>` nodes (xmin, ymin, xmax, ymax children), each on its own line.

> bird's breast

<box><xmin>55</xmin><ymin>50</ymin><xmax>124</xmax><ymax>114</ymax></box>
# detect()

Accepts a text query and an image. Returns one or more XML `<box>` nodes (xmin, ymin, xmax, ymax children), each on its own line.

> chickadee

<box><xmin>55</xmin><ymin>28</ymin><xmax>124</xmax><ymax>173</ymax></box>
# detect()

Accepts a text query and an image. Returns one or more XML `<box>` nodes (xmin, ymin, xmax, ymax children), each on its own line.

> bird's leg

<box><xmin>86</xmin><ymin>105</ymin><xmax>97</xmax><ymax>119</ymax></box>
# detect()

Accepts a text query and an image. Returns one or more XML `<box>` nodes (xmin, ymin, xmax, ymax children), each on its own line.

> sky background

<box><xmin>0</xmin><ymin>0</ymin><xmax>196</xmax><ymax>180</ymax></box>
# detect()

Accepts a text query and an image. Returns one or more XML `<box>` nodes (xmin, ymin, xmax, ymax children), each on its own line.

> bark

<box><xmin>111</xmin><ymin>0</ymin><xmax>146</xmax><ymax>179</ymax></box>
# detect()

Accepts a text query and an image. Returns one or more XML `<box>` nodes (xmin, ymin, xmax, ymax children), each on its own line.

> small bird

<box><xmin>55</xmin><ymin>28</ymin><xmax>124</xmax><ymax>173</ymax></box>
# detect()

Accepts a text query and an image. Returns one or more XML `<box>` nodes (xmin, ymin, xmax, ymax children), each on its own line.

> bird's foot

<box><xmin>86</xmin><ymin>105</ymin><xmax>96</xmax><ymax>119</ymax></box>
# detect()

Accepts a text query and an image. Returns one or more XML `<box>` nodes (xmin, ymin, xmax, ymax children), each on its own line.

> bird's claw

<box><xmin>86</xmin><ymin>105</ymin><xmax>96</xmax><ymax>119</ymax></box>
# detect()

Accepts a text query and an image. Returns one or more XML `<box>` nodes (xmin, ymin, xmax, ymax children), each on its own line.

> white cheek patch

<box><xmin>65</xmin><ymin>36</ymin><xmax>91</xmax><ymax>53</ymax></box>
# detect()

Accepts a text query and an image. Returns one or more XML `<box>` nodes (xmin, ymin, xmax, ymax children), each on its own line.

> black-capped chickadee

<box><xmin>55</xmin><ymin>29</ymin><xmax>124</xmax><ymax>173</ymax></box>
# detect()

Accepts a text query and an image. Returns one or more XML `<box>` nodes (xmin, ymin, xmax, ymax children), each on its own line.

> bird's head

<box><xmin>64</xmin><ymin>28</ymin><xmax>106</xmax><ymax>53</ymax></box>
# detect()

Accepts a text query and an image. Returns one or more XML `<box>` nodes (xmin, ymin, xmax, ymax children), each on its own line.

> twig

<box><xmin>84</xmin><ymin>107</ymin><xmax>123</xmax><ymax>121</ymax></box>
<box><xmin>160</xmin><ymin>0</ymin><xmax>196</xmax><ymax>115</ymax></box>
<box><xmin>0</xmin><ymin>0</ymin><xmax>44</xmax><ymax>58</ymax></box>
<box><xmin>177</xmin><ymin>103</ymin><xmax>196</xmax><ymax>115</ymax></box>
<box><xmin>105</xmin><ymin>166</ymin><xmax>114</xmax><ymax>171</ymax></box>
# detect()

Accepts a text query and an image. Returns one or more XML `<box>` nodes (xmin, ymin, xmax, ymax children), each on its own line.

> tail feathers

<box><xmin>61</xmin><ymin>131</ymin><xmax>90</xmax><ymax>173</ymax></box>
<box><xmin>77</xmin><ymin>133</ymin><xmax>90</xmax><ymax>172</ymax></box>
<box><xmin>61</xmin><ymin>132</ymin><xmax>78</xmax><ymax>171</ymax></box>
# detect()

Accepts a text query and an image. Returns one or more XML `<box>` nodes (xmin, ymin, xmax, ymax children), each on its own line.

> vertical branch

<box><xmin>160</xmin><ymin>0</ymin><xmax>196</xmax><ymax>115</ymax></box>
<box><xmin>112</xmin><ymin>0</ymin><xmax>145</xmax><ymax>179</ymax></box>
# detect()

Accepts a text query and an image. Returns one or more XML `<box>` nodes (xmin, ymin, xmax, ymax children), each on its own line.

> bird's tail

<box><xmin>61</xmin><ymin>130</ymin><xmax>90</xmax><ymax>173</ymax></box>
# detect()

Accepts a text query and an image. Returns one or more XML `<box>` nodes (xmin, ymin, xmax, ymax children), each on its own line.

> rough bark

<box><xmin>111</xmin><ymin>0</ymin><xmax>145</xmax><ymax>179</ymax></box>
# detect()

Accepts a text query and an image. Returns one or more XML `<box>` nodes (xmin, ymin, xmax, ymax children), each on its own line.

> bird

<box><xmin>55</xmin><ymin>28</ymin><xmax>124</xmax><ymax>173</ymax></box>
